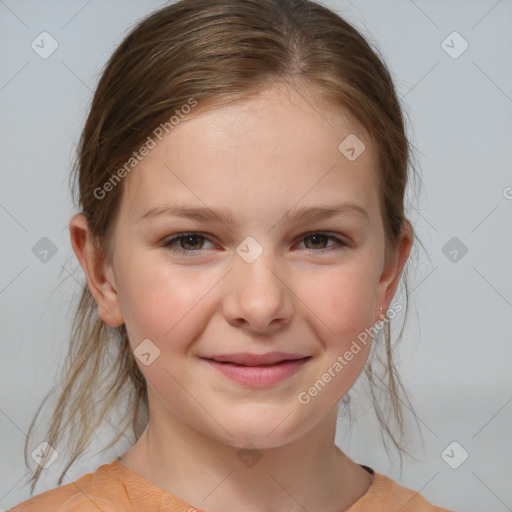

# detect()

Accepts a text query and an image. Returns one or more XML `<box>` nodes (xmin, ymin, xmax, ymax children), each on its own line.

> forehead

<box><xmin>120</xmin><ymin>83</ymin><xmax>378</xmax><ymax>222</ymax></box>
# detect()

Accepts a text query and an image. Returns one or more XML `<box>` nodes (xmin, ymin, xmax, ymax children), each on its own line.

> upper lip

<box><xmin>202</xmin><ymin>352</ymin><xmax>310</xmax><ymax>366</ymax></box>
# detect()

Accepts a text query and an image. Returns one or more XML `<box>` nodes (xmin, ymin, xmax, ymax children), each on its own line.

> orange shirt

<box><xmin>8</xmin><ymin>459</ymin><xmax>454</xmax><ymax>512</ymax></box>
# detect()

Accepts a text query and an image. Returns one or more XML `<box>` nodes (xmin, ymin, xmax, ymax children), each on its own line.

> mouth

<box><xmin>200</xmin><ymin>352</ymin><xmax>312</xmax><ymax>387</ymax></box>
<box><xmin>201</xmin><ymin>352</ymin><xmax>311</xmax><ymax>366</ymax></box>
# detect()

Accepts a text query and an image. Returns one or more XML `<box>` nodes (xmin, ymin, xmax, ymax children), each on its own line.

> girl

<box><xmin>10</xmin><ymin>0</ymin><xmax>453</xmax><ymax>510</ymax></box>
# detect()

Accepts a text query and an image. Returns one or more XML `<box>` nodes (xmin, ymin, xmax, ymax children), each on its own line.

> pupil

<box><xmin>183</xmin><ymin>235</ymin><xmax>201</xmax><ymax>249</ymax></box>
<box><xmin>308</xmin><ymin>234</ymin><xmax>325</xmax><ymax>248</ymax></box>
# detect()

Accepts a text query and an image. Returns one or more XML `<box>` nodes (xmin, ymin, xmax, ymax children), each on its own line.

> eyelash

<box><xmin>163</xmin><ymin>231</ymin><xmax>350</xmax><ymax>256</ymax></box>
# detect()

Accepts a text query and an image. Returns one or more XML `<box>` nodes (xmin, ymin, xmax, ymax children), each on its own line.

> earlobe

<box><xmin>69</xmin><ymin>213</ymin><xmax>125</xmax><ymax>327</ymax></box>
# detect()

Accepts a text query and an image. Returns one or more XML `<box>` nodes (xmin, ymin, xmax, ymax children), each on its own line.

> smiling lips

<box><xmin>201</xmin><ymin>352</ymin><xmax>312</xmax><ymax>387</ymax></box>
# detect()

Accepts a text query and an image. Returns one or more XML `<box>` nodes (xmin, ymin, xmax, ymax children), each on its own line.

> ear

<box><xmin>69</xmin><ymin>213</ymin><xmax>124</xmax><ymax>326</ymax></box>
<box><xmin>375</xmin><ymin>220</ymin><xmax>413</xmax><ymax>322</ymax></box>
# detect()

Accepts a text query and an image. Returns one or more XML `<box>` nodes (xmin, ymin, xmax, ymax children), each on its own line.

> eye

<box><xmin>163</xmin><ymin>233</ymin><xmax>216</xmax><ymax>255</ymax></box>
<box><xmin>297</xmin><ymin>232</ymin><xmax>349</xmax><ymax>251</ymax></box>
<box><xmin>163</xmin><ymin>231</ymin><xmax>350</xmax><ymax>257</ymax></box>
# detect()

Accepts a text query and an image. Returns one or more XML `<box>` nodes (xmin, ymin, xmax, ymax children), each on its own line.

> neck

<box><xmin>120</xmin><ymin>394</ymin><xmax>373</xmax><ymax>512</ymax></box>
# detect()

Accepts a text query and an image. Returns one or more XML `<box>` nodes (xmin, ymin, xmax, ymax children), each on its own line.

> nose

<box><xmin>221</xmin><ymin>247</ymin><xmax>294</xmax><ymax>334</ymax></box>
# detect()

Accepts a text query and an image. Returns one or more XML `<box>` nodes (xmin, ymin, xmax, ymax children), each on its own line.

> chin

<box><xmin>210</xmin><ymin>407</ymin><xmax>312</xmax><ymax>450</ymax></box>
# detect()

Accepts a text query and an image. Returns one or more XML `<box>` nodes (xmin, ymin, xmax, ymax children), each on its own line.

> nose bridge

<box><xmin>234</xmin><ymin>235</ymin><xmax>281</xmax><ymax>296</ymax></box>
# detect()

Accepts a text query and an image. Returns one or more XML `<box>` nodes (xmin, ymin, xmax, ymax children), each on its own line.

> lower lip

<box><xmin>203</xmin><ymin>358</ymin><xmax>310</xmax><ymax>387</ymax></box>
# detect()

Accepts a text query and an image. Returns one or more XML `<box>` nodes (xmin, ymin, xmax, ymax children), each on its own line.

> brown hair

<box><xmin>25</xmin><ymin>0</ymin><xmax>422</xmax><ymax>493</ymax></box>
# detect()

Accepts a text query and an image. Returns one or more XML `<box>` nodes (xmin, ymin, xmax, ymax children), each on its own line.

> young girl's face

<box><xmin>91</xmin><ymin>83</ymin><xmax>408</xmax><ymax>449</ymax></box>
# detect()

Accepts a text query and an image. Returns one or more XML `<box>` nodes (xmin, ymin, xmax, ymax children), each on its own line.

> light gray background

<box><xmin>1</xmin><ymin>1</ymin><xmax>511</xmax><ymax>510</ymax></box>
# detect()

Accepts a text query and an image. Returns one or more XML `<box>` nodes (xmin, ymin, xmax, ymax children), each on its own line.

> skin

<box><xmin>70</xmin><ymin>82</ymin><xmax>412</xmax><ymax>512</ymax></box>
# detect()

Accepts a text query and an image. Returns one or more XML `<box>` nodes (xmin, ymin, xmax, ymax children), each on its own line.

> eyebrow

<box><xmin>137</xmin><ymin>201</ymin><xmax>369</xmax><ymax>226</ymax></box>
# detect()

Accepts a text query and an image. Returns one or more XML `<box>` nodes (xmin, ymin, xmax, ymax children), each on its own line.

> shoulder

<box><xmin>7</xmin><ymin>461</ymin><xmax>127</xmax><ymax>512</ymax></box>
<box><xmin>349</xmin><ymin>470</ymin><xmax>455</xmax><ymax>512</ymax></box>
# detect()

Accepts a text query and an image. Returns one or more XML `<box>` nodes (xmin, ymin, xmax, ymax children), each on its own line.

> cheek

<box><xmin>116</xmin><ymin>253</ymin><xmax>215</xmax><ymax>350</ymax></box>
<box><xmin>294</xmin><ymin>267</ymin><xmax>378</xmax><ymax>405</ymax></box>
<box><xmin>298</xmin><ymin>261</ymin><xmax>378</xmax><ymax>342</ymax></box>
